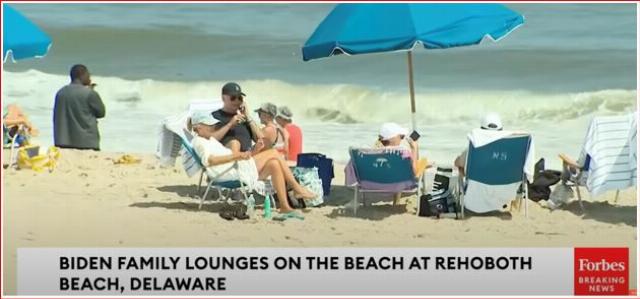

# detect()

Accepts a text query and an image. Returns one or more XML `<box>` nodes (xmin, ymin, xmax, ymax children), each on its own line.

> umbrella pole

<box><xmin>407</xmin><ymin>51</ymin><xmax>417</xmax><ymax>131</ymax></box>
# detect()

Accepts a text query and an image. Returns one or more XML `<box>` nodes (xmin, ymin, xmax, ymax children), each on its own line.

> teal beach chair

<box><xmin>348</xmin><ymin>147</ymin><xmax>425</xmax><ymax>214</ymax></box>
<box><xmin>456</xmin><ymin>134</ymin><xmax>532</xmax><ymax>218</ymax></box>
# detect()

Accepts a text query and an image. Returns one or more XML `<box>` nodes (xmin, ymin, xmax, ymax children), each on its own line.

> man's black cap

<box><xmin>221</xmin><ymin>82</ymin><xmax>246</xmax><ymax>97</ymax></box>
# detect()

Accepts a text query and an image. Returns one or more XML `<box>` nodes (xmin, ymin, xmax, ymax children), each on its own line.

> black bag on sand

<box><xmin>527</xmin><ymin>158</ymin><xmax>562</xmax><ymax>201</ymax></box>
<box><xmin>418</xmin><ymin>168</ymin><xmax>457</xmax><ymax>218</ymax></box>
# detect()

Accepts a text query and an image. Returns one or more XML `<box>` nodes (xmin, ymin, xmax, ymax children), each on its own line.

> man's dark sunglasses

<box><xmin>230</xmin><ymin>95</ymin><xmax>243</xmax><ymax>102</ymax></box>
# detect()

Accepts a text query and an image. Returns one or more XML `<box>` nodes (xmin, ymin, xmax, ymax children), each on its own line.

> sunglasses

<box><xmin>229</xmin><ymin>95</ymin><xmax>243</xmax><ymax>102</ymax></box>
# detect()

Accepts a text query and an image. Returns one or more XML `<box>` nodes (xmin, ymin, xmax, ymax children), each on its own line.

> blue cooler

<box><xmin>297</xmin><ymin>153</ymin><xmax>334</xmax><ymax>196</ymax></box>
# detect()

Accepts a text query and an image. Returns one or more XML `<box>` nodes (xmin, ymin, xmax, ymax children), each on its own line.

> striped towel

<box><xmin>580</xmin><ymin>113</ymin><xmax>637</xmax><ymax>196</ymax></box>
<box><xmin>156</xmin><ymin>101</ymin><xmax>222</xmax><ymax>175</ymax></box>
<box><xmin>156</xmin><ymin>112</ymin><xmax>189</xmax><ymax>167</ymax></box>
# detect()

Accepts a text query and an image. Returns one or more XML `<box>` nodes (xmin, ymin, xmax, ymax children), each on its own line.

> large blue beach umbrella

<box><xmin>302</xmin><ymin>3</ymin><xmax>524</xmax><ymax>129</ymax></box>
<box><xmin>3</xmin><ymin>4</ymin><xmax>52</xmax><ymax>62</ymax></box>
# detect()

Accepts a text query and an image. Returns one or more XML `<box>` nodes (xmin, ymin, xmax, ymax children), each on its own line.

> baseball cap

<box><xmin>221</xmin><ymin>82</ymin><xmax>246</xmax><ymax>97</ymax></box>
<box><xmin>276</xmin><ymin>106</ymin><xmax>293</xmax><ymax>121</ymax></box>
<box><xmin>379</xmin><ymin>122</ymin><xmax>408</xmax><ymax>141</ymax></box>
<box><xmin>254</xmin><ymin>103</ymin><xmax>278</xmax><ymax>117</ymax></box>
<box><xmin>481</xmin><ymin>113</ymin><xmax>503</xmax><ymax>130</ymax></box>
<box><xmin>190</xmin><ymin>111</ymin><xmax>219</xmax><ymax>126</ymax></box>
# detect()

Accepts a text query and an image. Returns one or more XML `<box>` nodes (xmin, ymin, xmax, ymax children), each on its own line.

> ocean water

<box><xmin>2</xmin><ymin>3</ymin><xmax>637</xmax><ymax>169</ymax></box>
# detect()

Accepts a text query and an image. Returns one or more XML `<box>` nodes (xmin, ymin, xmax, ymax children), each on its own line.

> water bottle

<box><xmin>263</xmin><ymin>194</ymin><xmax>272</xmax><ymax>219</ymax></box>
<box><xmin>245</xmin><ymin>194</ymin><xmax>255</xmax><ymax>219</ymax></box>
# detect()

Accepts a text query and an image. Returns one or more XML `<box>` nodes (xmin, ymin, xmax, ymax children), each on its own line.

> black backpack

<box><xmin>418</xmin><ymin>168</ymin><xmax>458</xmax><ymax>218</ymax></box>
<box><xmin>527</xmin><ymin>158</ymin><xmax>562</xmax><ymax>201</ymax></box>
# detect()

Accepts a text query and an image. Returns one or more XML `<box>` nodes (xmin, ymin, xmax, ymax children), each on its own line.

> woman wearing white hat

<box><xmin>375</xmin><ymin>122</ymin><xmax>423</xmax><ymax>174</ymax></box>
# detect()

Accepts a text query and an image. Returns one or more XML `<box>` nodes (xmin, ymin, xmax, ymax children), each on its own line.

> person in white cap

<box><xmin>375</xmin><ymin>122</ymin><xmax>423</xmax><ymax>174</ymax></box>
<box><xmin>454</xmin><ymin>112</ymin><xmax>504</xmax><ymax>175</ymax></box>
<box><xmin>190</xmin><ymin>111</ymin><xmax>316</xmax><ymax>214</ymax></box>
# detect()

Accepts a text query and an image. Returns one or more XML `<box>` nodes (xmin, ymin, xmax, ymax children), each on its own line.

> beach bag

<box><xmin>417</xmin><ymin>168</ymin><xmax>457</xmax><ymax>218</ymax></box>
<box><xmin>297</xmin><ymin>153</ymin><xmax>334</xmax><ymax>196</ymax></box>
<box><xmin>17</xmin><ymin>146</ymin><xmax>60</xmax><ymax>172</ymax></box>
<box><xmin>292</xmin><ymin>166</ymin><xmax>324</xmax><ymax>207</ymax></box>
<box><xmin>527</xmin><ymin>158</ymin><xmax>562</xmax><ymax>201</ymax></box>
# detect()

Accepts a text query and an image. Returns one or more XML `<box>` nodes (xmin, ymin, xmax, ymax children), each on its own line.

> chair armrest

<box><xmin>558</xmin><ymin>153</ymin><xmax>581</xmax><ymax>169</ymax></box>
<box><xmin>414</xmin><ymin>158</ymin><xmax>429</xmax><ymax>178</ymax></box>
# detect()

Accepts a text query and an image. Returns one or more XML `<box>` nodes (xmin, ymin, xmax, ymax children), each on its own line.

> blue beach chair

<box><xmin>348</xmin><ymin>147</ymin><xmax>426</xmax><ymax>214</ymax></box>
<box><xmin>177</xmin><ymin>130</ymin><xmax>250</xmax><ymax>209</ymax></box>
<box><xmin>456</xmin><ymin>134</ymin><xmax>532</xmax><ymax>218</ymax></box>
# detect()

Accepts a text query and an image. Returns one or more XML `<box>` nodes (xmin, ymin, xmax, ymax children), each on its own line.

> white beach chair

<box><xmin>558</xmin><ymin>113</ymin><xmax>637</xmax><ymax>209</ymax></box>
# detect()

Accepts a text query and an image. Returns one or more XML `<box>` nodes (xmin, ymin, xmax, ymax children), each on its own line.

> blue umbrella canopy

<box><xmin>302</xmin><ymin>3</ymin><xmax>524</xmax><ymax>128</ymax></box>
<box><xmin>3</xmin><ymin>4</ymin><xmax>52</xmax><ymax>62</ymax></box>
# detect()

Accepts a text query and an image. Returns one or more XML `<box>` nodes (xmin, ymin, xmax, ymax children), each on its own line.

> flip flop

<box><xmin>273</xmin><ymin>211</ymin><xmax>305</xmax><ymax>221</ymax></box>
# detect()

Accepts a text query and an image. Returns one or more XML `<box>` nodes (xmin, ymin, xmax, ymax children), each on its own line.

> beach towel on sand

<box><xmin>579</xmin><ymin>113</ymin><xmax>637</xmax><ymax>196</ymax></box>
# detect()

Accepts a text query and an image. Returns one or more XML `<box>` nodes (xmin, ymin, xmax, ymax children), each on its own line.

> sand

<box><xmin>2</xmin><ymin>149</ymin><xmax>637</xmax><ymax>295</ymax></box>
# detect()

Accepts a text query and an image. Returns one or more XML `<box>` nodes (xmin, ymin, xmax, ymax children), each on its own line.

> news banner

<box><xmin>16</xmin><ymin>247</ymin><xmax>630</xmax><ymax>296</ymax></box>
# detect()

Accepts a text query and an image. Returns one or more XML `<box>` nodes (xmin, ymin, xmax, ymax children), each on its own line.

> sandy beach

<box><xmin>2</xmin><ymin>148</ymin><xmax>636</xmax><ymax>294</ymax></box>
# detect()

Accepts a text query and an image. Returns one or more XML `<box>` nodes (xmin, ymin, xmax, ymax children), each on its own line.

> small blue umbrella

<box><xmin>303</xmin><ymin>4</ymin><xmax>524</xmax><ymax>129</ymax></box>
<box><xmin>3</xmin><ymin>4</ymin><xmax>52</xmax><ymax>62</ymax></box>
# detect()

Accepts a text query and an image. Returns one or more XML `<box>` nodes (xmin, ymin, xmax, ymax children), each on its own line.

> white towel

<box><xmin>580</xmin><ymin>113</ymin><xmax>637</xmax><ymax>196</ymax></box>
<box><xmin>156</xmin><ymin>112</ymin><xmax>189</xmax><ymax>167</ymax></box>
<box><xmin>155</xmin><ymin>100</ymin><xmax>222</xmax><ymax>172</ymax></box>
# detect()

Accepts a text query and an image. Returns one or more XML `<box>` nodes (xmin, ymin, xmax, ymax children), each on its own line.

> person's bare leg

<box><xmin>258</xmin><ymin>159</ymin><xmax>294</xmax><ymax>212</ymax></box>
<box><xmin>253</xmin><ymin>149</ymin><xmax>315</xmax><ymax>199</ymax></box>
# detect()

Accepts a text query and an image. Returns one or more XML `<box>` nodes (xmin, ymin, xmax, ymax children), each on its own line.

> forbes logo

<box><xmin>574</xmin><ymin>248</ymin><xmax>629</xmax><ymax>295</ymax></box>
<box><xmin>578</xmin><ymin>258</ymin><xmax>626</xmax><ymax>272</ymax></box>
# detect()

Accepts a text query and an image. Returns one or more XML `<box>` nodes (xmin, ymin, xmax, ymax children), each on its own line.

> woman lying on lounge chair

<box><xmin>3</xmin><ymin>104</ymin><xmax>39</xmax><ymax>147</ymax></box>
<box><xmin>190</xmin><ymin>111</ymin><xmax>315</xmax><ymax>213</ymax></box>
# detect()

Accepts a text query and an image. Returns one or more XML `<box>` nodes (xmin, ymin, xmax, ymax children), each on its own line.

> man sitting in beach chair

<box><xmin>209</xmin><ymin>82</ymin><xmax>266</xmax><ymax>155</ymax></box>
<box><xmin>556</xmin><ymin>113</ymin><xmax>636</xmax><ymax>209</ymax></box>
<box><xmin>453</xmin><ymin>113</ymin><xmax>534</xmax><ymax>218</ymax></box>
<box><xmin>190</xmin><ymin>111</ymin><xmax>316</xmax><ymax>214</ymax></box>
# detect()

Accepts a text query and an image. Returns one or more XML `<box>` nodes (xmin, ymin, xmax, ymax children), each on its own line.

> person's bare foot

<box><xmin>294</xmin><ymin>188</ymin><xmax>316</xmax><ymax>200</ymax></box>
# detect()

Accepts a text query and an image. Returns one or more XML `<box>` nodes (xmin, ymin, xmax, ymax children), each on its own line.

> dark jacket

<box><xmin>53</xmin><ymin>83</ymin><xmax>106</xmax><ymax>150</ymax></box>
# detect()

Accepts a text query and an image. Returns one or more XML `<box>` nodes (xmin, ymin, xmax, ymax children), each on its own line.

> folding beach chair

<box><xmin>455</xmin><ymin>134</ymin><xmax>532</xmax><ymax>218</ymax></box>
<box><xmin>177</xmin><ymin>131</ymin><xmax>253</xmax><ymax>209</ymax></box>
<box><xmin>558</xmin><ymin>114</ymin><xmax>637</xmax><ymax>209</ymax></box>
<box><xmin>348</xmin><ymin>147</ymin><xmax>427</xmax><ymax>214</ymax></box>
<box><xmin>3</xmin><ymin>124</ymin><xmax>28</xmax><ymax>170</ymax></box>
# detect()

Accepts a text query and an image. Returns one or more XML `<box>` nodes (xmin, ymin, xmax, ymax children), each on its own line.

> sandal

<box><xmin>233</xmin><ymin>204</ymin><xmax>250</xmax><ymax>220</ymax></box>
<box><xmin>219</xmin><ymin>205</ymin><xmax>235</xmax><ymax>221</ymax></box>
<box><xmin>273</xmin><ymin>211</ymin><xmax>305</xmax><ymax>221</ymax></box>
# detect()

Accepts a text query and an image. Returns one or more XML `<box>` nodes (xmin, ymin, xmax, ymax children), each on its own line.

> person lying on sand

<box><xmin>190</xmin><ymin>111</ymin><xmax>315</xmax><ymax>213</ymax></box>
<box><xmin>374</xmin><ymin>122</ymin><xmax>424</xmax><ymax>174</ymax></box>
<box><xmin>209</xmin><ymin>82</ymin><xmax>265</xmax><ymax>155</ymax></box>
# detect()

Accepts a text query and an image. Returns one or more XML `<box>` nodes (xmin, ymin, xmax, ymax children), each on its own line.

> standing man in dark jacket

<box><xmin>53</xmin><ymin>64</ymin><xmax>105</xmax><ymax>150</ymax></box>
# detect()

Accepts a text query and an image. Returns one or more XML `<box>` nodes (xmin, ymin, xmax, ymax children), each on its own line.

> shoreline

<box><xmin>2</xmin><ymin>149</ymin><xmax>637</xmax><ymax>294</ymax></box>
